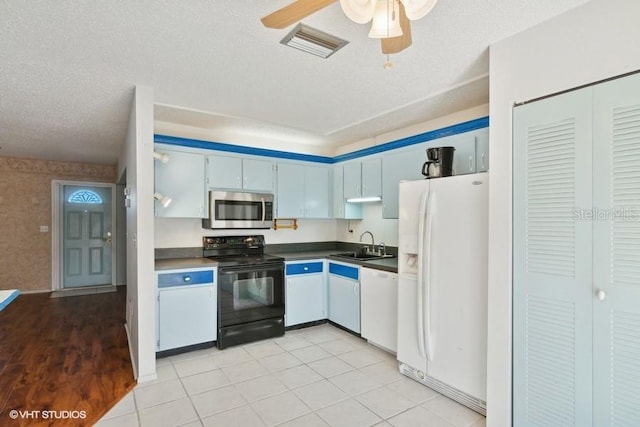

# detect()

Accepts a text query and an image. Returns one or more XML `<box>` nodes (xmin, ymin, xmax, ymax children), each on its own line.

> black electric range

<box><xmin>203</xmin><ymin>235</ymin><xmax>285</xmax><ymax>349</ymax></box>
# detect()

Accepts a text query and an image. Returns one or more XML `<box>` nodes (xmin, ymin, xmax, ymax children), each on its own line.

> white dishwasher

<box><xmin>156</xmin><ymin>267</ymin><xmax>217</xmax><ymax>352</ymax></box>
<box><xmin>360</xmin><ymin>267</ymin><xmax>398</xmax><ymax>352</ymax></box>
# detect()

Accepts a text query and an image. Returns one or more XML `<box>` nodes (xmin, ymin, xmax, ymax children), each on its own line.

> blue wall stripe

<box><xmin>332</xmin><ymin>116</ymin><xmax>489</xmax><ymax>163</ymax></box>
<box><xmin>154</xmin><ymin>116</ymin><xmax>488</xmax><ymax>165</ymax></box>
<box><xmin>154</xmin><ymin>135</ymin><xmax>334</xmax><ymax>164</ymax></box>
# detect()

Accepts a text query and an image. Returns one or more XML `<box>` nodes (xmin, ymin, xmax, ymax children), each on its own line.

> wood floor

<box><xmin>0</xmin><ymin>286</ymin><xmax>136</xmax><ymax>426</ymax></box>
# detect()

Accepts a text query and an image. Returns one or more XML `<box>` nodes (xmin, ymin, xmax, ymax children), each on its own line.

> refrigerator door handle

<box><xmin>417</xmin><ymin>190</ymin><xmax>429</xmax><ymax>359</ymax></box>
<box><xmin>424</xmin><ymin>192</ymin><xmax>435</xmax><ymax>361</ymax></box>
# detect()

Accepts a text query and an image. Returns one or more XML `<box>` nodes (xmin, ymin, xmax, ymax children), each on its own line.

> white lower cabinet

<box><xmin>360</xmin><ymin>267</ymin><xmax>398</xmax><ymax>352</ymax></box>
<box><xmin>285</xmin><ymin>260</ymin><xmax>326</xmax><ymax>327</ymax></box>
<box><xmin>156</xmin><ymin>268</ymin><xmax>217</xmax><ymax>352</ymax></box>
<box><xmin>328</xmin><ymin>261</ymin><xmax>360</xmax><ymax>333</ymax></box>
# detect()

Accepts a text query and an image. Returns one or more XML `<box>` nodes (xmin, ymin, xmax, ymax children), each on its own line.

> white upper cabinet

<box><xmin>154</xmin><ymin>147</ymin><xmax>206</xmax><ymax>218</ymax></box>
<box><xmin>342</xmin><ymin>157</ymin><xmax>382</xmax><ymax>200</ymax></box>
<box><xmin>448</xmin><ymin>132</ymin><xmax>477</xmax><ymax>176</ymax></box>
<box><xmin>381</xmin><ymin>146</ymin><xmax>425</xmax><ymax>219</ymax></box>
<box><xmin>361</xmin><ymin>157</ymin><xmax>382</xmax><ymax>198</ymax></box>
<box><xmin>343</xmin><ymin>162</ymin><xmax>361</xmax><ymax>200</ymax></box>
<box><xmin>332</xmin><ymin>164</ymin><xmax>363</xmax><ymax>219</ymax></box>
<box><xmin>475</xmin><ymin>129</ymin><xmax>490</xmax><ymax>172</ymax></box>
<box><xmin>276</xmin><ymin>163</ymin><xmax>305</xmax><ymax>218</ymax></box>
<box><xmin>304</xmin><ymin>165</ymin><xmax>330</xmax><ymax>218</ymax></box>
<box><xmin>276</xmin><ymin>162</ymin><xmax>331</xmax><ymax>218</ymax></box>
<box><xmin>207</xmin><ymin>155</ymin><xmax>274</xmax><ymax>192</ymax></box>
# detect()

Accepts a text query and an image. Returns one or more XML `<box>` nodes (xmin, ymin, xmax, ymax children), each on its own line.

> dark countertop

<box><xmin>155</xmin><ymin>257</ymin><xmax>218</xmax><ymax>271</ymax></box>
<box><xmin>276</xmin><ymin>250</ymin><xmax>398</xmax><ymax>273</ymax></box>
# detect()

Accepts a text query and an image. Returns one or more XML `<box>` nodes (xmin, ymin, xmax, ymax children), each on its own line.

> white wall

<box><xmin>488</xmin><ymin>1</ymin><xmax>640</xmax><ymax>425</ymax></box>
<box><xmin>335</xmin><ymin>204</ymin><xmax>398</xmax><ymax>247</ymax></box>
<box><xmin>118</xmin><ymin>85</ymin><xmax>157</xmax><ymax>382</ymax></box>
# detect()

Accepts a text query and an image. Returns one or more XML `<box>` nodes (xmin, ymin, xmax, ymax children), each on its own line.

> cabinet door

<box><xmin>333</xmin><ymin>165</ymin><xmax>345</xmax><ymax>218</ymax></box>
<box><xmin>155</xmin><ymin>149</ymin><xmax>206</xmax><ymax>218</ymax></box>
<box><xmin>449</xmin><ymin>133</ymin><xmax>477</xmax><ymax>176</ymax></box>
<box><xmin>382</xmin><ymin>147</ymin><xmax>424</xmax><ymax>219</ymax></box>
<box><xmin>360</xmin><ymin>268</ymin><xmax>397</xmax><ymax>351</ymax></box>
<box><xmin>304</xmin><ymin>165</ymin><xmax>330</xmax><ymax>218</ymax></box>
<box><xmin>361</xmin><ymin>157</ymin><xmax>382</xmax><ymax>198</ymax></box>
<box><xmin>328</xmin><ymin>263</ymin><xmax>360</xmax><ymax>333</ymax></box>
<box><xmin>343</xmin><ymin>162</ymin><xmax>361</xmax><ymax>199</ymax></box>
<box><xmin>592</xmin><ymin>73</ymin><xmax>640</xmax><ymax>426</ymax></box>
<box><xmin>243</xmin><ymin>158</ymin><xmax>274</xmax><ymax>192</ymax></box>
<box><xmin>285</xmin><ymin>262</ymin><xmax>326</xmax><ymax>327</ymax></box>
<box><xmin>333</xmin><ymin>165</ymin><xmax>363</xmax><ymax>219</ymax></box>
<box><xmin>475</xmin><ymin>129</ymin><xmax>489</xmax><ymax>172</ymax></box>
<box><xmin>208</xmin><ymin>155</ymin><xmax>242</xmax><ymax>190</ymax></box>
<box><xmin>513</xmin><ymin>88</ymin><xmax>593</xmax><ymax>427</ymax></box>
<box><xmin>158</xmin><ymin>285</ymin><xmax>216</xmax><ymax>351</ymax></box>
<box><xmin>276</xmin><ymin>163</ymin><xmax>305</xmax><ymax>218</ymax></box>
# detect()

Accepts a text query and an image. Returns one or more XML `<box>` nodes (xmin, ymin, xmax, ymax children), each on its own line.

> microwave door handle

<box><xmin>261</xmin><ymin>197</ymin><xmax>266</xmax><ymax>224</ymax></box>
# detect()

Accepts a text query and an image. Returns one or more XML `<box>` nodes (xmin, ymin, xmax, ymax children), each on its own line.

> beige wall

<box><xmin>0</xmin><ymin>156</ymin><xmax>117</xmax><ymax>292</ymax></box>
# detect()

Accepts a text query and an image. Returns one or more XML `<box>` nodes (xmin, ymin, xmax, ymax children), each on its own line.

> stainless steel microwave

<box><xmin>202</xmin><ymin>191</ymin><xmax>274</xmax><ymax>229</ymax></box>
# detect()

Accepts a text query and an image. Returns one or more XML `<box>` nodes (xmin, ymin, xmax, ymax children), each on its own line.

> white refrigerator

<box><xmin>397</xmin><ymin>173</ymin><xmax>488</xmax><ymax>415</ymax></box>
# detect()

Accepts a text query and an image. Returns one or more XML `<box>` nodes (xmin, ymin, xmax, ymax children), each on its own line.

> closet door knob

<box><xmin>596</xmin><ymin>290</ymin><xmax>607</xmax><ymax>301</ymax></box>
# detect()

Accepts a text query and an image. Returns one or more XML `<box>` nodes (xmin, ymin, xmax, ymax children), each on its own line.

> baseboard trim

<box><xmin>123</xmin><ymin>322</ymin><xmax>138</xmax><ymax>381</ymax></box>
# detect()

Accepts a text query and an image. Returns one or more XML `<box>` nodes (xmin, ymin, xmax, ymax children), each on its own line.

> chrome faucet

<box><xmin>359</xmin><ymin>231</ymin><xmax>375</xmax><ymax>252</ymax></box>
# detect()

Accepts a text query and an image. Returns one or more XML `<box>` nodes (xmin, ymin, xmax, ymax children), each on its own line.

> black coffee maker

<box><xmin>422</xmin><ymin>146</ymin><xmax>455</xmax><ymax>178</ymax></box>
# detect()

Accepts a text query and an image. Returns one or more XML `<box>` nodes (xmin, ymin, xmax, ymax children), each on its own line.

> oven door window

<box><xmin>218</xmin><ymin>266</ymin><xmax>285</xmax><ymax>327</ymax></box>
<box><xmin>233</xmin><ymin>276</ymin><xmax>273</xmax><ymax>309</ymax></box>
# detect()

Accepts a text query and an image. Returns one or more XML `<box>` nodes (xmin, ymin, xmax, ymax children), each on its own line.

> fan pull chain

<box><xmin>384</xmin><ymin>54</ymin><xmax>393</xmax><ymax>69</ymax></box>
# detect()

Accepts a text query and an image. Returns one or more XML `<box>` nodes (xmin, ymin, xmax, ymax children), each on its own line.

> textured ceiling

<box><xmin>0</xmin><ymin>0</ymin><xmax>590</xmax><ymax>164</ymax></box>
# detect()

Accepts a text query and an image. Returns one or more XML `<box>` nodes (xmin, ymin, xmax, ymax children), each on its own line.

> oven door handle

<box><xmin>261</xmin><ymin>197</ymin><xmax>266</xmax><ymax>224</ymax></box>
<box><xmin>219</xmin><ymin>264</ymin><xmax>284</xmax><ymax>275</ymax></box>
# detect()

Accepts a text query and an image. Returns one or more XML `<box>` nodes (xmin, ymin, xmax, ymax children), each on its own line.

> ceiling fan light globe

<box><xmin>339</xmin><ymin>0</ymin><xmax>375</xmax><ymax>24</ymax></box>
<box><xmin>400</xmin><ymin>0</ymin><xmax>438</xmax><ymax>20</ymax></box>
<box><xmin>368</xmin><ymin>0</ymin><xmax>403</xmax><ymax>39</ymax></box>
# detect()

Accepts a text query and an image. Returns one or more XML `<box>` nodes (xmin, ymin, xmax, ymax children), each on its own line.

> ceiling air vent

<box><xmin>281</xmin><ymin>23</ymin><xmax>348</xmax><ymax>59</ymax></box>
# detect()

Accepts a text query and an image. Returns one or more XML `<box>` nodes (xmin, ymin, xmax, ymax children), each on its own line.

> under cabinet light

<box><xmin>346</xmin><ymin>196</ymin><xmax>382</xmax><ymax>203</ymax></box>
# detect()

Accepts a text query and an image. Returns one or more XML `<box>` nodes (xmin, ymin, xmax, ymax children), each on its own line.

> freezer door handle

<box><xmin>417</xmin><ymin>190</ymin><xmax>429</xmax><ymax>359</ymax></box>
<box><xmin>424</xmin><ymin>191</ymin><xmax>435</xmax><ymax>361</ymax></box>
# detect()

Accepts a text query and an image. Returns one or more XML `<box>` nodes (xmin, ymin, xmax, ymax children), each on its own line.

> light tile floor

<box><xmin>97</xmin><ymin>324</ymin><xmax>486</xmax><ymax>427</ymax></box>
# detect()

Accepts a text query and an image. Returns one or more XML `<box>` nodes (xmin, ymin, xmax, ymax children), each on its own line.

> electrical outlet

<box><xmin>39</xmin><ymin>225</ymin><xmax>49</xmax><ymax>233</ymax></box>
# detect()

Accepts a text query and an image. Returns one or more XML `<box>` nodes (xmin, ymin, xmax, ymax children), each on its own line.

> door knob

<box><xmin>596</xmin><ymin>290</ymin><xmax>607</xmax><ymax>301</ymax></box>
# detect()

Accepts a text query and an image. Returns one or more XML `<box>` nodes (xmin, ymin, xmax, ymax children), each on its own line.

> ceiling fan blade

<box><xmin>261</xmin><ymin>0</ymin><xmax>337</xmax><ymax>29</ymax></box>
<box><xmin>381</xmin><ymin>2</ymin><xmax>412</xmax><ymax>54</ymax></box>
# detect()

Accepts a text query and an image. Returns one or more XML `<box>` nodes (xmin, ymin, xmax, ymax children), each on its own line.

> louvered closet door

<box><xmin>513</xmin><ymin>88</ymin><xmax>594</xmax><ymax>427</ymax></box>
<box><xmin>592</xmin><ymin>73</ymin><xmax>640</xmax><ymax>426</ymax></box>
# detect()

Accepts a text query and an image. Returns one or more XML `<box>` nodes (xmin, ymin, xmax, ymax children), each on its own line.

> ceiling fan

<box><xmin>261</xmin><ymin>0</ymin><xmax>438</xmax><ymax>55</ymax></box>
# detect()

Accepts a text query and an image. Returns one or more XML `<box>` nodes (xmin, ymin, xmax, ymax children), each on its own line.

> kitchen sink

<box><xmin>333</xmin><ymin>252</ymin><xmax>394</xmax><ymax>260</ymax></box>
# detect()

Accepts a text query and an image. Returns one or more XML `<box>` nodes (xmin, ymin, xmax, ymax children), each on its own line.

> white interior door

<box><xmin>513</xmin><ymin>88</ymin><xmax>594</xmax><ymax>427</ymax></box>
<box><xmin>592</xmin><ymin>73</ymin><xmax>640</xmax><ymax>426</ymax></box>
<box><xmin>62</xmin><ymin>184</ymin><xmax>113</xmax><ymax>288</ymax></box>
